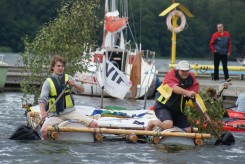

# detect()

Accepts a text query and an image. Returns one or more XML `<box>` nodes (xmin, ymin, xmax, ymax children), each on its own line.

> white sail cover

<box><xmin>97</xmin><ymin>56</ymin><xmax>132</xmax><ymax>99</ymax></box>
<box><xmin>105</xmin><ymin>10</ymin><xmax>119</xmax><ymax>17</ymax></box>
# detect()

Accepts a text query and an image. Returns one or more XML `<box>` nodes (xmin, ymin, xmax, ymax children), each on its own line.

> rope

<box><xmin>47</xmin><ymin>131</ymin><xmax>54</xmax><ymax>140</ymax></box>
<box><xmin>153</xmin><ymin>131</ymin><xmax>161</xmax><ymax>137</ymax></box>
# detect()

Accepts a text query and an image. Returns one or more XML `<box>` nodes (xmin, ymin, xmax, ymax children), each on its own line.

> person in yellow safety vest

<box><xmin>146</xmin><ymin>61</ymin><xmax>211</xmax><ymax>132</ymax></box>
<box><xmin>38</xmin><ymin>55</ymin><xmax>98</xmax><ymax>140</ymax></box>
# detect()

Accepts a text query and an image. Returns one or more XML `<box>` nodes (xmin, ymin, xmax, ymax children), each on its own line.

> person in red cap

<box><xmin>146</xmin><ymin>61</ymin><xmax>211</xmax><ymax>132</ymax></box>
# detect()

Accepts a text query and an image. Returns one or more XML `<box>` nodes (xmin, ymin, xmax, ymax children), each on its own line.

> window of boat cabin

<box><xmin>108</xmin><ymin>51</ymin><xmax>127</xmax><ymax>72</ymax></box>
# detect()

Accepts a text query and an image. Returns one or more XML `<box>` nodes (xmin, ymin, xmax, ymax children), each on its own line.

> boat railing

<box><xmin>141</xmin><ymin>50</ymin><xmax>155</xmax><ymax>63</ymax></box>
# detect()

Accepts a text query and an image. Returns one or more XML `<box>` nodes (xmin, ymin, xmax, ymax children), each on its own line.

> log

<box><xmin>94</xmin><ymin>133</ymin><xmax>103</xmax><ymax>142</ymax></box>
<box><xmin>125</xmin><ymin>134</ymin><xmax>138</xmax><ymax>143</ymax></box>
<box><xmin>194</xmin><ymin>138</ymin><xmax>204</xmax><ymax>146</ymax></box>
<box><xmin>47</xmin><ymin>126</ymin><xmax>211</xmax><ymax>139</ymax></box>
<box><xmin>148</xmin><ymin>136</ymin><xmax>161</xmax><ymax>144</ymax></box>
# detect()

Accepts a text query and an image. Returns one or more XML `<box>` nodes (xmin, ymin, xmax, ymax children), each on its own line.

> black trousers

<box><xmin>213</xmin><ymin>52</ymin><xmax>229</xmax><ymax>80</ymax></box>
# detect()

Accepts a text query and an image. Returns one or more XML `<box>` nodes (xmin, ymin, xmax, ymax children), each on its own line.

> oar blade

<box><xmin>214</xmin><ymin>132</ymin><xmax>235</xmax><ymax>145</ymax></box>
<box><xmin>9</xmin><ymin>125</ymin><xmax>41</xmax><ymax>140</ymax></box>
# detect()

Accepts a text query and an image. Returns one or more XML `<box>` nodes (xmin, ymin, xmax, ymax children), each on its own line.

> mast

<box><xmin>101</xmin><ymin>0</ymin><xmax>108</xmax><ymax>48</ymax></box>
<box><xmin>102</xmin><ymin>0</ymin><xmax>128</xmax><ymax>49</ymax></box>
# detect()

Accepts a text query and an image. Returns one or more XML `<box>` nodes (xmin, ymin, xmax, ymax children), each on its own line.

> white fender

<box><xmin>166</xmin><ymin>10</ymin><xmax>186</xmax><ymax>33</ymax></box>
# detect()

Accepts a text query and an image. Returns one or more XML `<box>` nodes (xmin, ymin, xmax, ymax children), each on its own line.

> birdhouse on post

<box><xmin>159</xmin><ymin>3</ymin><xmax>193</xmax><ymax>67</ymax></box>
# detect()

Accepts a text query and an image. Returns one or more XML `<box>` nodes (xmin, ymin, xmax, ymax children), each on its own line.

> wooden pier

<box><xmin>4</xmin><ymin>66</ymin><xmax>28</xmax><ymax>92</ymax></box>
<box><xmin>2</xmin><ymin>66</ymin><xmax>245</xmax><ymax>107</ymax></box>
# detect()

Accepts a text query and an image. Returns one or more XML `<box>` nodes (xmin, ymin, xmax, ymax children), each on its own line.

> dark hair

<box><xmin>50</xmin><ymin>55</ymin><xmax>66</xmax><ymax>71</ymax></box>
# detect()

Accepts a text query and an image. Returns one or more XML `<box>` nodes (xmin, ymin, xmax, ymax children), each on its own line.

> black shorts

<box><xmin>154</xmin><ymin>101</ymin><xmax>190</xmax><ymax>128</ymax></box>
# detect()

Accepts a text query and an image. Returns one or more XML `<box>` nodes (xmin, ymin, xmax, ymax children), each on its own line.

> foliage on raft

<box><xmin>184</xmin><ymin>89</ymin><xmax>226</xmax><ymax>135</ymax></box>
<box><xmin>20</xmin><ymin>0</ymin><xmax>100</xmax><ymax>104</ymax></box>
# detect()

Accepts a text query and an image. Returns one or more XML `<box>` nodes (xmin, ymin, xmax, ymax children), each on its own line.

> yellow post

<box><xmin>171</xmin><ymin>0</ymin><xmax>176</xmax><ymax>66</ymax></box>
<box><xmin>171</xmin><ymin>14</ymin><xmax>178</xmax><ymax>65</ymax></box>
<box><xmin>159</xmin><ymin>2</ymin><xmax>193</xmax><ymax>69</ymax></box>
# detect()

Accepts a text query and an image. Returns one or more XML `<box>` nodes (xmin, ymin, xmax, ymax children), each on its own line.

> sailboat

<box><xmin>74</xmin><ymin>0</ymin><xmax>157</xmax><ymax>99</ymax></box>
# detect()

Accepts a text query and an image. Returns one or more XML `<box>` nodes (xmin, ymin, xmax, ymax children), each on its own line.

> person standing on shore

<box><xmin>210</xmin><ymin>23</ymin><xmax>232</xmax><ymax>81</ymax></box>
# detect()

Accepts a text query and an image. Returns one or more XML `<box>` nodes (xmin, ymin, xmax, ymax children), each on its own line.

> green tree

<box><xmin>21</xmin><ymin>0</ymin><xmax>100</xmax><ymax>104</ymax></box>
<box><xmin>0</xmin><ymin>0</ymin><xmax>61</xmax><ymax>52</ymax></box>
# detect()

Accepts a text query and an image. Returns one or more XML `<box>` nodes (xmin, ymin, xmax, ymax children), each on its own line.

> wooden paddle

<box><xmin>9</xmin><ymin>87</ymin><xmax>67</xmax><ymax>140</ymax></box>
<box><xmin>192</xmin><ymin>98</ymin><xmax>235</xmax><ymax>145</ymax></box>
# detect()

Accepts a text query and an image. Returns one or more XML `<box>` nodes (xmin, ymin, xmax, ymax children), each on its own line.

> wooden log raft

<box><xmin>47</xmin><ymin>126</ymin><xmax>211</xmax><ymax>139</ymax></box>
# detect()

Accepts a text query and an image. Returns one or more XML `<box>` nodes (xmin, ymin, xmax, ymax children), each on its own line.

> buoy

<box><xmin>166</xmin><ymin>10</ymin><xmax>186</xmax><ymax>33</ymax></box>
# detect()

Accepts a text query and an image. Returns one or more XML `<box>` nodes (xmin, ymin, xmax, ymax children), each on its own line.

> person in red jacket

<box><xmin>210</xmin><ymin>23</ymin><xmax>232</xmax><ymax>81</ymax></box>
<box><xmin>146</xmin><ymin>61</ymin><xmax>211</xmax><ymax>132</ymax></box>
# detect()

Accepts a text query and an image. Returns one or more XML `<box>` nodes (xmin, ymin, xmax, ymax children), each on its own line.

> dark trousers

<box><xmin>213</xmin><ymin>52</ymin><xmax>229</xmax><ymax>80</ymax></box>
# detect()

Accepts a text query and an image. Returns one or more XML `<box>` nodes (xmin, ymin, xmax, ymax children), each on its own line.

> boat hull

<box><xmin>159</xmin><ymin>128</ymin><xmax>195</xmax><ymax>146</ymax></box>
<box><xmin>55</xmin><ymin>121</ymin><xmax>94</xmax><ymax>142</ymax></box>
<box><xmin>222</xmin><ymin>117</ymin><xmax>245</xmax><ymax>132</ymax></box>
<box><xmin>226</xmin><ymin>108</ymin><xmax>245</xmax><ymax>120</ymax></box>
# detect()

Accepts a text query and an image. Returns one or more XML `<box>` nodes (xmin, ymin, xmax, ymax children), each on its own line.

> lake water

<box><xmin>1</xmin><ymin>92</ymin><xmax>245</xmax><ymax>164</ymax></box>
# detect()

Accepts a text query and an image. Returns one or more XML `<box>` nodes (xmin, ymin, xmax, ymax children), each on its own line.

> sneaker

<box><xmin>225</xmin><ymin>78</ymin><xmax>232</xmax><ymax>82</ymax></box>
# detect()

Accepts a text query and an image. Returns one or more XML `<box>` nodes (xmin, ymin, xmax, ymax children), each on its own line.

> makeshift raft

<box><xmin>26</xmin><ymin>105</ymin><xmax>211</xmax><ymax>146</ymax></box>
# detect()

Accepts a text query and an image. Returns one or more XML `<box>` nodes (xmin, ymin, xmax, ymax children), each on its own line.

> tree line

<box><xmin>1</xmin><ymin>0</ymin><xmax>245</xmax><ymax>59</ymax></box>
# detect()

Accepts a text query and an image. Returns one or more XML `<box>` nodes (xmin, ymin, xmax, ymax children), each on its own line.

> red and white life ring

<box><xmin>166</xmin><ymin>10</ymin><xmax>186</xmax><ymax>33</ymax></box>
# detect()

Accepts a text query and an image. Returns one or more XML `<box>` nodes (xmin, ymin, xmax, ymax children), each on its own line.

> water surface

<box><xmin>1</xmin><ymin>92</ymin><xmax>245</xmax><ymax>164</ymax></box>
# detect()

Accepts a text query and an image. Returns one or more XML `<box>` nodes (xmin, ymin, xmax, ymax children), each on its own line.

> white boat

<box><xmin>26</xmin><ymin>105</ymin><xmax>211</xmax><ymax>146</ymax></box>
<box><xmin>236</xmin><ymin>46</ymin><xmax>245</xmax><ymax>66</ymax></box>
<box><xmin>74</xmin><ymin>0</ymin><xmax>157</xmax><ymax>99</ymax></box>
<box><xmin>237</xmin><ymin>58</ymin><xmax>245</xmax><ymax>66</ymax></box>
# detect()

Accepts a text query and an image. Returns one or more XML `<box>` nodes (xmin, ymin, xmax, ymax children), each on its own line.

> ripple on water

<box><xmin>1</xmin><ymin>92</ymin><xmax>245</xmax><ymax>163</ymax></box>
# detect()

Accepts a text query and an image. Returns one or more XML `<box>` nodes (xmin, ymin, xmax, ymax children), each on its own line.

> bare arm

<box><xmin>39</xmin><ymin>102</ymin><xmax>48</xmax><ymax>119</ymax></box>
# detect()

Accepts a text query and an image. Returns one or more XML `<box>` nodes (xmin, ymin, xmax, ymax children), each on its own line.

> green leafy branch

<box><xmin>184</xmin><ymin>89</ymin><xmax>226</xmax><ymax>135</ymax></box>
<box><xmin>20</xmin><ymin>0</ymin><xmax>100</xmax><ymax>104</ymax></box>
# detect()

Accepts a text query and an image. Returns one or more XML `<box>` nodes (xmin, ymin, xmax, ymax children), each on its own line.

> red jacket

<box><xmin>209</xmin><ymin>31</ymin><xmax>232</xmax><ymax>55</ymax></box>
<box><xmin>163</xmin><ymin>69</ymin><xmax>199</xmax><ymax>93</ymax></box>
